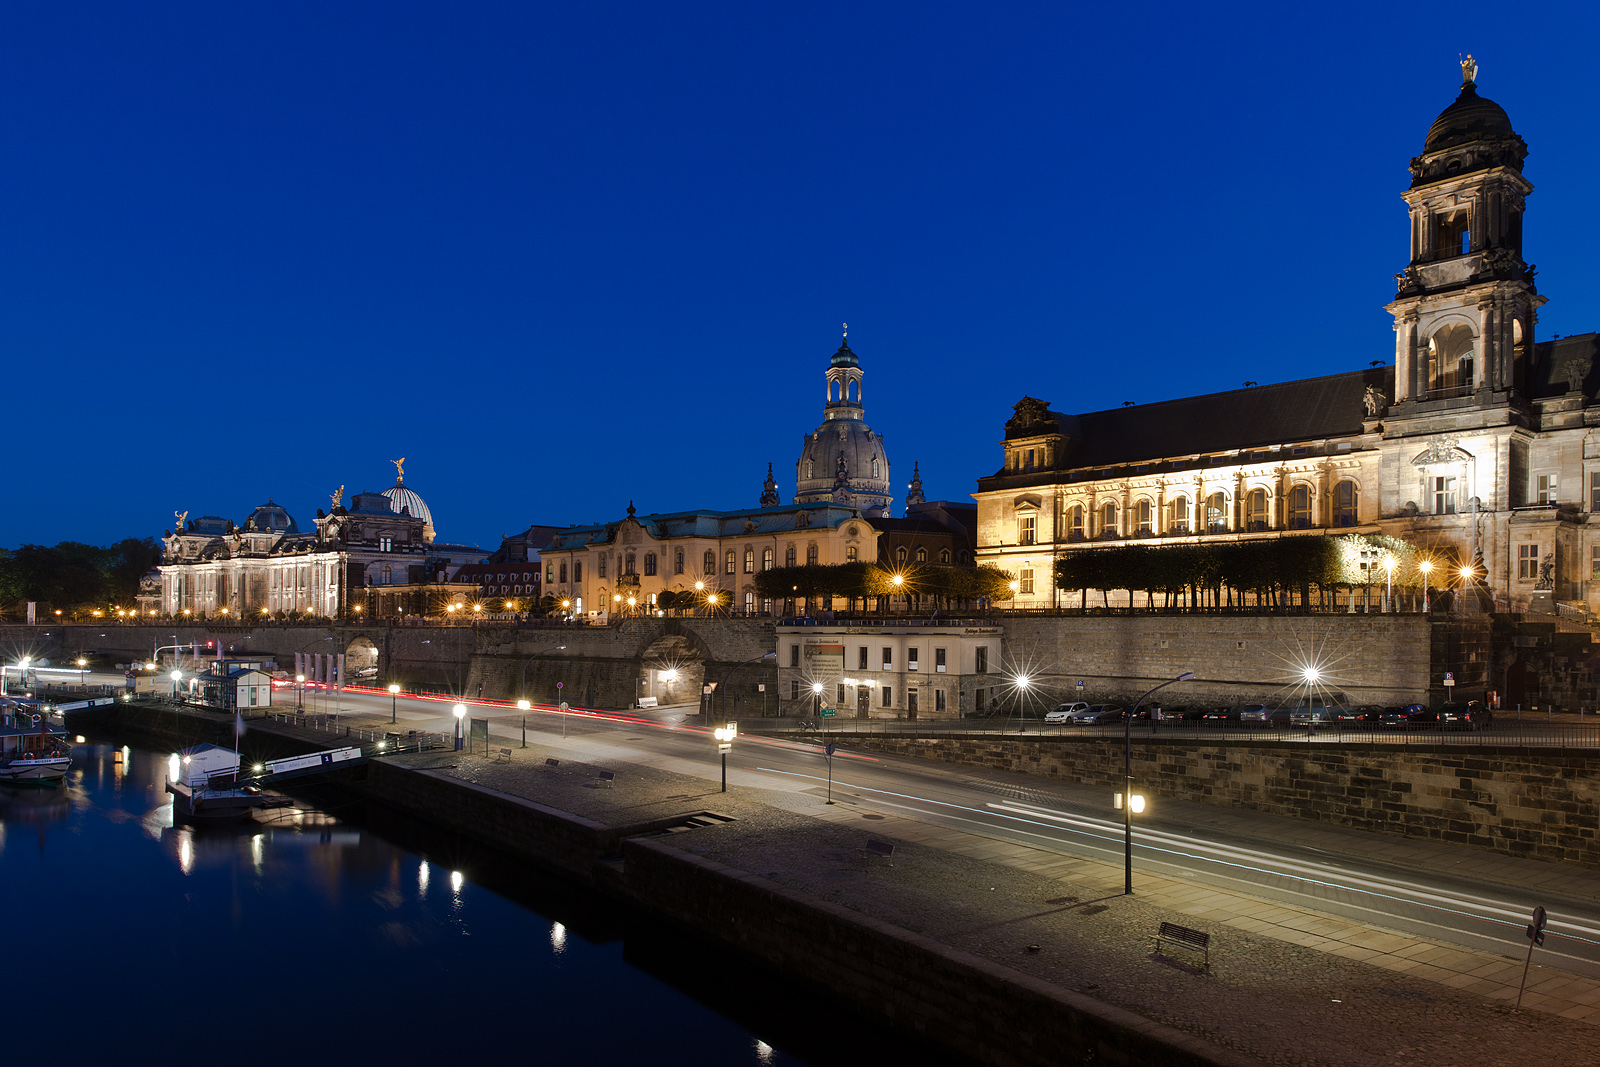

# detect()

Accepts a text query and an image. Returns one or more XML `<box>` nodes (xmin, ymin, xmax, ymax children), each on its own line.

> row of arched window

<box><xmin>1055</xmin><ymin>481</ymin><xmax>1360</xmax><ymax>540</ymax></box>
<box><xmin>558</xmin><ymin>543</ymin><xmax>832</xmax><ymax>586</ymax></box>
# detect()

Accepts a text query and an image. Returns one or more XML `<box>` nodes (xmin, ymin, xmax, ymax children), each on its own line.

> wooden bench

<box><xmin>596</xmin><ymin>770</ymin><xmax>615</xmax><ymax>788</ymax></box>
<box><xmin>493</xmin><ymin>748</ymin><xmax>512</xmax><ymax>764</ymax></box>
<box><xmin>1153</xmin><ymin>921</ymin><xmax>1211</xmax><ymax>970</ymax></box>
<box><xmin>636</xmin><ymin>696</ymin><xmax>659</xmax><ymax>709</ymax></box>
<box><xmin>858</xmin><ymin>838</ymin><xmax>895</xmax><ymax>866</ymax></box>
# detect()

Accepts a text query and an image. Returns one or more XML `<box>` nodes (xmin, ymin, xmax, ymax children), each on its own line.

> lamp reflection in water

<box><xmin>450</xmin><ymin>870</ymin><xmax>464</xmax><ymax>897</ymax></box>
<box><xmin>550</xmin><ymin>921</ymin><xmax>568</xmax><ymax>956</ymax></box>
<box><xmin>418</xmin><ymin>860</ymin><xmax>430</xmax><ymax>895</ymax></box>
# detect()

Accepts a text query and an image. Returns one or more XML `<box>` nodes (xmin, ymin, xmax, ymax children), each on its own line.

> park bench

<box><xmin>493</xmin><ymin>748</ymin><xmax>512</xmax><ymax>764</ymax></box>
<box><xmin>858</xmin><ymin>838</ymin><xmax>896</xmax><ymax>866</ymax></box>
<box><xmin>1152</xmin><ymin>921</ymin><xmax>1211</xmax><ymax>971</ymax></box>
<box><xmin>596</xmin><ymin>770</ymin><xmax>615</xmax><ymax>788</ymax></box>
<box><xmin>636</xmin><ymin>696</ymin><xmax>658</xmax><ymax>709</ymax></box>
<box><xmin>545</xmin><ymin>757</ymin><xmax>561</xmax><ymax>768</ymax></box>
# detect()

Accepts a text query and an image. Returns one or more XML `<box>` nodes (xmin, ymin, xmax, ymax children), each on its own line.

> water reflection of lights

<box><xmin>450</xmin><ymin>869</ymin><xmax>464</xmax><ymax>895</ymax></box>
<box><xmin>753</xmin><ymin>1039</ymin><xmax>775</xmax><ymax>1065</ymax></box>
<box><xmin>550</xmin><ymin>921</ymin><xmax>567</xmax><ymax>955</ymax></box>
<box><xmin>177</xmin><ymin>830</ymin><xmax>194</xmax><ymax>875</ymax></box>
<box><xmin>251</xmin><ymin>833</ymin><xmax>264</xmax><ymax>874</ymax></box>
<box><xmin>417</xmin><ymin>860</ymin><xmax>430</xmax><ymax>895</ymax></box>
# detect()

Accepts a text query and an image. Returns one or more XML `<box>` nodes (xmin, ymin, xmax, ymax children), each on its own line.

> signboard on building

<box><xmin>804</xmin><ymin>641</ymin><xmax>845</xmax><ymax>687</ymax></box>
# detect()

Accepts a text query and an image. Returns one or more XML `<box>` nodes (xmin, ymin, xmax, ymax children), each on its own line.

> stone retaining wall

<box><xmin>846</xmin><ymin>735</ymin><xmax>1600</xmax><ymax>868</ymax></box>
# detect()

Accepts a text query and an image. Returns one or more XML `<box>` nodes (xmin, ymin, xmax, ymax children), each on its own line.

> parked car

<box><xmin>1202</xmin><ymin>705</ymin><xmax>1251</xmax><ymax>723</ymax></box>
<box><xmin>1410</xmin><ymin>701</ymin><xmax>1491</xmax><ymax>731</ymax></box>
<box><xmin>1289</xmin><ymin>696</ymin><xmax>1346</xmax><ymax>728</ymax></box>
<box><xmin>1068</xmin><ymin>704</ymin><xmax>1125</xmax><ymax>725</ymax></box>
<box><xmin>1333</xmin><ymin>705</ymin><xmax>1383</xmax><ymax>723</ymax></box>
<box><xmin>1380</xmin><ymin>704</ymin><xmax>1426</xmax><ymax>727</ymax></box>
<box><xmin>1236</xmin><ymin>703</ymin><xmax>1288</xmax><ymax>726</ymax></box>
<box><xmin>1045</xmin><ymin>702</ymin><xmax>1089</xmax><ymax>724</ymax></box>
<box><xmin>1158</xmin><ymin>704</ymin><xmax>1206</xmax><ymax>722</ymax></box>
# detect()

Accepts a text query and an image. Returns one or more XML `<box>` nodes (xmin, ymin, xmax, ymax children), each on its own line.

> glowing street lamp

<box><xmin>296</xmin><ymin>673</ymin><xmax>306</xmax><ymax>710</ymax></box>
<box><xmin>452</xmin><ymin>703</ymin><xmax>467</xmax><ymax>751</ymax></box>
<box><xmin>713</xmin><ymin>722</ymin><xmax>737</xmax><ymax>792</ymax></box>
<box><xmin>1383</xmin><ymin>556</ymin><xmax>1395</xmax><ymax>613</ymax></box>
<box><xmin>1419</xmin><ymin>560</ymin><xmax>1433</xmax><ymax>613</ymax></box>
<box><xmin>517</xmin><ymin>698</ymin><xmax>531</xmax><ymax>747</ymax></box>
<box><xmin>170</xmin><ymin>668</ymin><xmax>183</xmax><ymax>702</ymax></box>
<box><xmin>388</xmin><ymin>682</ymin><xmax>401</xmax><ymax>723</ymax></box>
<box><xmin>811</xmin><ymin>680</ymin><xmax>824</xmax><ymax>719</ymax></box>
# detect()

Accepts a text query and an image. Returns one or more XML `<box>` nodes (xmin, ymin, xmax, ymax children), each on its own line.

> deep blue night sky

<box><xmin>4</xmin><ymin>2</ymin><xmax>1598</xmax><ymax>550</ymax></box>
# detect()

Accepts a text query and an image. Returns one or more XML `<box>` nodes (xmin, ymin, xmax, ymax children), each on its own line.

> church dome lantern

<box><xmin>794</xmin><ymin>326</ymin><xmax>892</xmax><ymax>517</ymax></box>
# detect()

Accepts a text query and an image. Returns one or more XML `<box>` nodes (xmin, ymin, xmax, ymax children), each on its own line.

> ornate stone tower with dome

<box><xmin>793</xmin><ymin>329</ymin><xmax>893</xmax><ymax>517</ymax></box>
<box><xmin>1386</xmin><ymin>55</ymin><xmax>1542</xmax><ymax>410</ymax></box>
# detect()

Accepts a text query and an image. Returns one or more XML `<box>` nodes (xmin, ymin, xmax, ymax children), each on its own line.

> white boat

<box><xmin>0</xmin><ymin>707</ymin><xmax>71</xmax><ymax>783</ymax></box>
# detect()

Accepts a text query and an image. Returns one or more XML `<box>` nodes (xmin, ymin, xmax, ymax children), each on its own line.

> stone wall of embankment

<box><xmin>621</xmin><ymin>837</ymin><xmax>1253</xmax><ymax>1067</ymax></box>
<box><xmin>357</xmin><ymin>758</ymin><xmax>1254</xmax><ymax>1066</ymax></box>
<box><xmin>846</xmin><ymin>735</ymin><xmax>1600</xmax><ymax>868</ymax></box>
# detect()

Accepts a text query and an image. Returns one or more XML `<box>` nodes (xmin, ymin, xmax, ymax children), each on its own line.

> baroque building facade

<box><xmin>537</xmin><ymin>501</ymin><xmax>881</xmax><ymax>618</ymax></box>
<box><xmin>976</xmin><ymin>60</ymin><xmax>1600</xmax><ymax>614</ymax></box>
<box><xmin>144</xmin><ymin>468</ymin><xmax>485</xmax><ymax>619</ymax></box>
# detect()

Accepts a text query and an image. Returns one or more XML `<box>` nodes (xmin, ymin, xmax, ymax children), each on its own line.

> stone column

<box><xmin>1478</xmin><ymin>298</ymin><xmax>1497</xmax><ymax>391</ymax></box>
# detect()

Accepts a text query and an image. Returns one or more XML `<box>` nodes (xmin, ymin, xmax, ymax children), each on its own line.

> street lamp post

<box><xmin>1124</xmin><ymin>671</ymin><xmax>1194</xmax><ymax>895</ymax></box>
<box><xmin>452</xmin><ymin>703</ymin><xmax>466</xmax><ymax>752</ymax></box>
<box><xmin>1419</xmin><ymin>560</ymin><xmax>1433</xmax><ymax>613</ymax></box>
<box><xmin>518</xmin><ymin>645</ymin><xmax>567</xmax><ymax>704</ymax></box>
<box><xmin>1014</xmin><ymin>673</ymin><xmax>1031</xmax><ymax>733</ymax></box>
<box><xmin>296</xmin><ymin>673</ymin><xmax>306</xmax><ymax>711</ymax></box>
<box><xmin>811</xmin><ymin>681</ymin><xmax>823</xmax><ymax>721</ymax></box>
<box><xmin>517</xmin><ymin>698</ymin><xmax>531</xmax><ymax>747</ymax></box>
<box><xmin>713</xmin><ymin>723</ymin><xmax>737</xmax><ymax>792</ymax></box>
<box><xmin>388</xmin><ymin>682</ymin><xmax>400</xmax><ymax>723</ymax></box>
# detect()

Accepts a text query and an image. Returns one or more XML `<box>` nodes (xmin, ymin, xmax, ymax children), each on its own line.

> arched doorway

<box><xmin>638</xmin><ymin>633</ymin><xmax>704</xmax><ymax>708</ymax></box>
<box><xmin>346</xmin><ymin>636</ymin><xmax>379</xmax><ymax>682</ymax></box>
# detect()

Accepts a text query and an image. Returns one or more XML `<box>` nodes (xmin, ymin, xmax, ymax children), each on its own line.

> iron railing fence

<box><xmin>759</xmin><ymin>716</ymin><xmax>1600</xmax><ymax>751</ymax></box>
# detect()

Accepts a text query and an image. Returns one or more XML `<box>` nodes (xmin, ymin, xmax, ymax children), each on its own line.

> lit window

<box><xmin>896</xmin><ymin>546</ymin><xmax>908</xmax><ymax>564</ymax></box>
<box><xmin>1206</xmin><ymin>492</ymin><xmax>1228</xmax><ymax>533</ymax></box>
<box><xmin>1434</xmin><ymin>476</ymin><xmax>1457</xmax><ymax>515</ymax></box>
<box><xmin>762</xmin><ymin>548</ymin><xmax>773</xmax><ymax>570</ymax></box>
<box><xmin>1334</xmin><ymin>481</ymin><xmax>1358</xmax><ymax>527</ymax></box>
<box><xmin>705</xmin><ymin>550</ymin><xmax>716</xmax><ymax>575</ymax></box>
<box><xmin>1136</xmin><ymin>500</ymin><xmax>1153</xmax><ymax>534</ymax></box>
<box><xmin>1247</xmin><ymin>489</ymin><xmax>1269</xmax><ymax>531</ymax></box>
<box><xmin>1069</xmin><ymin>505</ymin><xmax>1084</xmax><ymax>540</ymax></box>
<box><xmin>725</xmin><ymin>550</ymin><xmax>736</xmax><ymax>574</ymax></box>
<box><xmin>1288</xmin><ymin>485</ymin><xmax>1312</xmax><ymax>529</ymax></box>
<box><xmin>744</xmin><ymin>548</ymin><xmax>754</xmax><ymax>574</ymax></box>
<box><xmin>847</xmin><ymin>546</ymin><xmax>858</xmax><ymax>562</ymax></box>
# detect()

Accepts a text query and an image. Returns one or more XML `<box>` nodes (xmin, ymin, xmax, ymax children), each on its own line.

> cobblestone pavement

<box><xmin>260</xmin><ymin>711</ymin><xmax>1600</xmax><ymax>1064</ymax></box>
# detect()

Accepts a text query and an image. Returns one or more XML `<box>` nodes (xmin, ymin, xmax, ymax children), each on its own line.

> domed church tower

<box><xmin>793</xmin><ymin>327</ymin><xmax>892</xmax><ymax>516</ymax></box>
<box><xmin>1386</xmin><ymin>56</ymin><xmax>1543</xmax><ymax>410</ymax></box>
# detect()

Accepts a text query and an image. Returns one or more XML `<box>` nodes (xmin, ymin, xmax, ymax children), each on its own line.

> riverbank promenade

<box><xmin>239</xmin><ymin>704</ymin><xmax>1600</xmax><ymax>1066</ymax></box>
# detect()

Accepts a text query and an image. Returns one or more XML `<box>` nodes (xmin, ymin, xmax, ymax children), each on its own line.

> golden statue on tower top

<box><xmin>392</xmin><ymin>457</ymin><xmax>405</xmax><ymax>484</ymax></box>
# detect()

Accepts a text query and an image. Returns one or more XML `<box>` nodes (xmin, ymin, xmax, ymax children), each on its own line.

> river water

<box><xmin>0</xmin><ymin>739</ymin><xmax>951</xmax><ymax>1066</ymax></box>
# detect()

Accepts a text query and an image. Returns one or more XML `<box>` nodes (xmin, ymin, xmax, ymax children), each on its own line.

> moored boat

<box><xmin>0</xmin><ymin>706</ymin><xmax>71</xmax><ymax>784</ymax></box>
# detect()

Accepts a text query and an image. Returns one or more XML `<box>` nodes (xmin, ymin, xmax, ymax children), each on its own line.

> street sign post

<box><xmin>819</xmin><ymin>708</ymin><xmax>836</xmax><ymax>717</ymax></box>
<box><xmin>1515</xmin><ymin>905</ymin><xmax>1548</xmax><ymax>1012</ymax></box>
<box><xmin>1443</xmin><ymin>672</ymin><xmax>1455</xmax><ymax>690</ymax></box>
<box><xmin>824</xmin><ymin>741</ymin><xmax>836</xmax><ymax>804</ymax></box>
